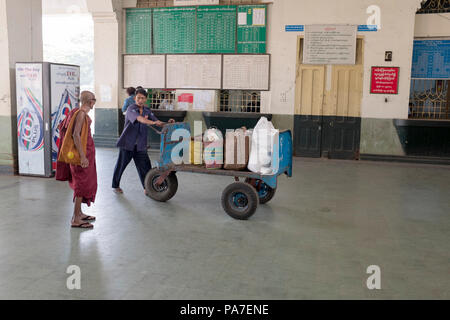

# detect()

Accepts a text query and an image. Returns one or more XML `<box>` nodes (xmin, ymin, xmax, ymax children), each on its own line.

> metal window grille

<box><xmin>409</xmin><ymin>79</ymin><xmax>450</xmax><ymax>119</ymax></box>
<box><xmin>219</xmin><ymin>90</ymin><xmax>261</xmax><ymax>113</ymax></box>
<box><xmin>417</xmin><ymin>0</ymin><xmax>450</xmax><ymax>14</ymax></box>
<box><xmin>137</xmin><ymin>0</ymin><xmax>262</xmax><ymax>7</ymax></box>
<box><xmin>147</xmin><ymin>89</ymin><xmax>176</xmax><ymax>110</ymax></box>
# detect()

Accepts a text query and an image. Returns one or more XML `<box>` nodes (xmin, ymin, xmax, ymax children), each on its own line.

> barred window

<box><xmin>409</xmin><ymin>79</ymin><xmax>450</xmax><ymax>119</ymax></box>
<box><xmin>147</xmin><ymin>89</ymin><xmax>176</xmax><ymax>110</ymax></box>
<box><xmin>417</xmin><ymin>0</ymin><xmax>450</xmax><ymax>14</ymax></box>
<box><xmin>219</xmin><ymin>90</ymin><xmax>261</xmax><ymax>113</ymax></box>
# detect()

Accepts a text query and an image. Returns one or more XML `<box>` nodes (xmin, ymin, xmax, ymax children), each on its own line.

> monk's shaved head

<box><xmin>80</xmin><ymin>91</ymin><xmax>95</xmax><ymax>105</ymax></box>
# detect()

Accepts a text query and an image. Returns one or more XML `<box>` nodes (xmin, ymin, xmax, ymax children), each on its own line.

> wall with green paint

<box><xmin>360</xmin><ymin>118</ymin><xmax>405</xmax><ymax>156</ymax></box>
<box><xmin>0</xmin><ymin>116</ymin><xmax>13</xmax><ymax>167</ymax></box>
<box><xmin>271</xmin><ymin>114</ymin><xmax>294</xmax><ymax>133</ymax></box>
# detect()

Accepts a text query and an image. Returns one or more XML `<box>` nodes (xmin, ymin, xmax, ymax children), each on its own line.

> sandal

<box><xmin>81</xmin><ymin>215</ymin><xmax>96</xmax><ymax>221</ymax></box>
<box><xmin>71</xmin><ymin>222</ymin><xmax>94</xmax><ymax>229</ymax></box>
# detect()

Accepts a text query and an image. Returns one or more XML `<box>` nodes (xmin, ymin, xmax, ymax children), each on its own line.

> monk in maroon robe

<box><xmin>56</xmin><ymin>91</ymin><xmax>97</xmax><ymax>229</ymax></box>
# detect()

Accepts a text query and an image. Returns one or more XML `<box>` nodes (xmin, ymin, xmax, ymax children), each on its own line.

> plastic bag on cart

<box><xmin>247</xmin><ymin>117</ymin><xmax>279</xmax><ymax>175</ymax></box>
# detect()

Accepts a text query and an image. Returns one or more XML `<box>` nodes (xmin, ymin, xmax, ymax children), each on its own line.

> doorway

<box><xmin>294</xmin><ymin>37</ymin><xmax>363</xmax><ymax>160</ymax></box>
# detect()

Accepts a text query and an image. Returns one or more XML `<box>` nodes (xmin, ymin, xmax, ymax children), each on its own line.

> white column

<box><xmin>87</xmin><ymin>0</ymin><xmax>124</xmax><ymax>146</ymax></box>
<box><xmin>0</xmin><ymin>0</ymin><xmax>42</xmax><ymax>170</ymax></box>
<box><xmin>92</xmin><ymin>11</ymin><xmax>120</xmax><ymax>110</ymax></box>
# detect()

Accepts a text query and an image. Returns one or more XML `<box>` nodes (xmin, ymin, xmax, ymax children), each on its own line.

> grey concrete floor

<box><xmin>0</xmin><ymin>148</ymin><xmax>449</xmax><ymax>300</ymax></box>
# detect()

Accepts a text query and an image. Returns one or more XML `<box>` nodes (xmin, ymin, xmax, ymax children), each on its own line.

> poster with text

<box><xmin>50</xmin><ymin>64</ymin><xmax>80</xmax><ymax>170</ymax></box>
<box><xmin>370</xmin><ymin>67</ymin><xmax>399</xmax><ymax>94</ymax></box>
<box><xmin>16</xmin><ymin>63</ymin><xmax>45</xmax><ymax>175</ymax></box>
<box><xmin>304</xmin><ymin>24</ymin><xmax>357</xmax><ymax>65</ymax></box>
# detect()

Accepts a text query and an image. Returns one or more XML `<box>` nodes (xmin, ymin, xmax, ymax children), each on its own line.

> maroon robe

<box><xmin>56</xmin><ymin>108</ymin><xmax>97</xmax><ymax>206</ymax></box>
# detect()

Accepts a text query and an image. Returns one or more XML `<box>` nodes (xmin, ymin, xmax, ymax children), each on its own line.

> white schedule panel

<box><xmin>167</xmin><ymin>55</ymin><xmax>222</xmax><ymax>89</ymax></box>
<box><xmin>223</xmin><ymin>55</ymin><xmax>270</xmax><ymax>90</ymax></box>
<box><xmin>123</xmin><ymin>55</ymin><xmax>165</xmax><ymax>88</ymax></box>
<box><xmin>303</xmin><ymin>24</ymin><xmax>357</xmax><ymax>65</ymax></box>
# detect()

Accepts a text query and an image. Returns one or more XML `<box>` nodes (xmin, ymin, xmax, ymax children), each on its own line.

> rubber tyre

<box><xmin>221</xmin><ymin>182</ymin><xmax>259</xmax><ymax>220</ymax></box>
<box><xmin>244</xmin><ymin>179</ymin><xmax>276</xmax><ymax>204</ymax></box>
<box><xmin>144</xmin><ymin>168</ymin><xmax>178</xmax><ymax>202</ymax></box>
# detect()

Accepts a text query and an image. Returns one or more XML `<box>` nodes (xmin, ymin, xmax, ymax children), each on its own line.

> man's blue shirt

<box><xmin>122</xmin><ymin>95</ymin><xmax>135</xmax><ymax>113</ymax></box>
<box><xmin>116</xmin><ymin>104</ymin><xmax>158</xmax><ymax>151</ymax></box>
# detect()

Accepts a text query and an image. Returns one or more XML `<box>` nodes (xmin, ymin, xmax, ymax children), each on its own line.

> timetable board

<box><xmin>196</xmin><ymin>6</ymin><xmax>237</xmax><ymax>53</ymax></box>
<box><xmin>237</xmin><ymin>5</ymin><xmax>267</xmax><ymax>54</ymax></box>
<box><xmin>153</xmin><ymin>7</ymin><xmax>196</xmax><ymax>54</ymax></box>
<box><xmin>412</xmin><ymin>40</ymin><xmax>450</xmax><ymax>79</ymax></box>
<box><xmin>126</xmin><ymin>8</ymin><xmax>152</xmax><ymax>54</ymax></box>
<box><xmin>123</xmin><ymin>55</ymin><xmax>166</xmax><ymax>89</ymax></box>
<box><xmin>166</xmin><ymin>55</ymin><xmax>222</xmax><ymax>89</ymax></box>
<box><xmin>223</xmin><ymin>54</ymin><xmax>270</xmax><ymax>90</ymax></box>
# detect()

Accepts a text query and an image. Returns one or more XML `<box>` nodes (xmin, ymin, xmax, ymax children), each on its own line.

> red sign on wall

<box><xmin>370</xmin><ymin>67</ymin><xmax>400</xmax><ymax>94</ymax></box>
<box><xmin>178</xmin><ymin>93</ymin><xmax>194</xmax><ymax>103</ymax></box>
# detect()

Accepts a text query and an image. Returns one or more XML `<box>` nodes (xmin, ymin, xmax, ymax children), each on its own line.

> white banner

<box><xmin>50</xmin><ymin>64</ymin><xmax>80</xmax><ymax>170</ymax></box>
<box><xmin>16</xmin><ymin>63</ymin><xmax>45</xmax><ymax>175</ymax></box>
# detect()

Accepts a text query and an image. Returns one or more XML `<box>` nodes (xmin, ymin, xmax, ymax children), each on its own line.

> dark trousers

<box><xmin>112</xmin><ymin>146</ymin><xmax>152</xmax><ymax>189</ymax></box>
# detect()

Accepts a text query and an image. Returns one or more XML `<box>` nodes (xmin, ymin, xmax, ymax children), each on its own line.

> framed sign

<box><xmin>412</xmin><ymin>40</ymin><xmax>450</xmax><ymax>79</ymax></box>
<box><xmin>166</xmin><ymin>54</ymin><xmax>222</xmax><ymax>89</ymax></box>
<box><xmin>123</xmin><ymin>55</ymin><xmax>166</xmax><ymax>89</ymax></box>
<box><xmin>223</xmin><ymin>54</ymin><xmax>270</xmax><ymax>90</ymax></box>
<box><xmin>370</xmin><ymin>66</ymin><xmax>400</xmax><ymax>94</ymax></box>
<box><xmin>303</xmin><ymin>24</ymin><xmax>357</xmax><ymax>65</ymax></box>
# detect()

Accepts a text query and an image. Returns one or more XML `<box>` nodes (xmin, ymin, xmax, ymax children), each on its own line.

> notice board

<box><xmin>303</xmin><ymin>25</ymin><xmax>357</xmax><ymax>65</ymax></box>
<box><xmin>196</xmin><ymin>6</ymin><xmax>237</xmax><ymax>53</ymax></box>
<box><xmin>237</xmin><ymin>5</ymin><xmax>267</xmax><ymax>54</ymax></box>
<box><xmin>167</xmin><ymin>55</ymin><xmax>222</xmax><ymax>89</ymax></box>
<box><xmin>126</xmin><ymin>8</ymin><xmax>152</xmax><ymax>54</ymax></box>
<box><xmin>223</xmin><ymin>54</ymin><xmax>270</xmax><ymax>90</ymax></box>
<box><xmin>174</xmin><ymin>0</ymin><xmax>219</xmax><ymax>5</ymax></box>
<box><xmin>153</xmin><ymin>7</ymin><xmax>196</xmax><ymax>54</ymax></box>
<box><xmin>123</xmin><ymin>55</ymin><xmax>166</xmax><ymax>89</ymax></box>
<box><xmin>370</xmin><ymin>67</ymin><xmax>399</xmax><ymax>94</ymax></box>
<box><xmin>411</xmin><ymin>40</ymin><xmax>450</xmax><ymax>79</ymax></box>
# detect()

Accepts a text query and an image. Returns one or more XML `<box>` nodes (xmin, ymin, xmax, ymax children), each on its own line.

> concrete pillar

<box><xmin>87</xmin><ymin>0</ymin><xmax>124</xmax><ymax>147</ymax></box>
<box><xmin>0</xmin><ymin>0</ymin><xmax>42</xmax><ymax>173</ymax></box>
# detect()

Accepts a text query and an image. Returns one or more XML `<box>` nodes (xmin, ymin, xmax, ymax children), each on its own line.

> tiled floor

<box><xmin>0</xmin><ymin>149</ymin><xmax>449</xmax><ymax>299</ymax></box>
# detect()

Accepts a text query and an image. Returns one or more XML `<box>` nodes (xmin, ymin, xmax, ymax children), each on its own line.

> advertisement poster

<box><xmin>16</xmin><ymin>63</ymin><xmax>45</xmax><ymax>176</ymax></box>
<box><xmin>370</xmin><ymin>66</ymin><xmax>399</xmax><ymax>94</ymax></box>
<box><xmin>50</xmin><ymin>64</ymin><xmax>80</xmax><ymax>170</ymax></box>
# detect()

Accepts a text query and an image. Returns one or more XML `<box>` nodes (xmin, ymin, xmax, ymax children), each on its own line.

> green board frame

<box><xmin>237</xmin><ymin>5</ymin><xmax>267</xmax><ymax>54</ymax></box>
<box><xmin>196</xmin><ymin>5</ymin><xmax>237</xmax><ymax>54</ymax></box>
<box><xmin>153</xmin><ymin>7</ymin><xmax>196</xmax><ymax>54</ymax></box>
<box><xmin>126</xmin><ymin>8</ymin><xmax>152</xmax><ymax>54</ymax></box>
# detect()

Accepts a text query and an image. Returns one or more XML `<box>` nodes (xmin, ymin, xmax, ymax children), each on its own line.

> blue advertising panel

<box><xmin>411</xmin><ymin>40</ymin><xmax>450</xmax><ymax>79</ymax></box>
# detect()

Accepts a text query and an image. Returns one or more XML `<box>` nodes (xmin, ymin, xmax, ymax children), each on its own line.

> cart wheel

<box><xmin>221</xmin><ymin>182</ymin><xmax>258</xmax><ymax>220</ymax></box>
<box><xmin>245</xmin><ymin>178</ymin><xmax>276</xmax><ymax>204</ymax></box>
<box><xmin>145</xmin><ymin>168</ymin><xmax>178</xmax><ymax>202</ymax></box>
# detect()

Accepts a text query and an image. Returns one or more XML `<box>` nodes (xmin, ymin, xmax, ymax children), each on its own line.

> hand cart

<box><xmin>145</xmin><ymin>122</ymin><xmax>293</xmax><ymax>220</ymax></box>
